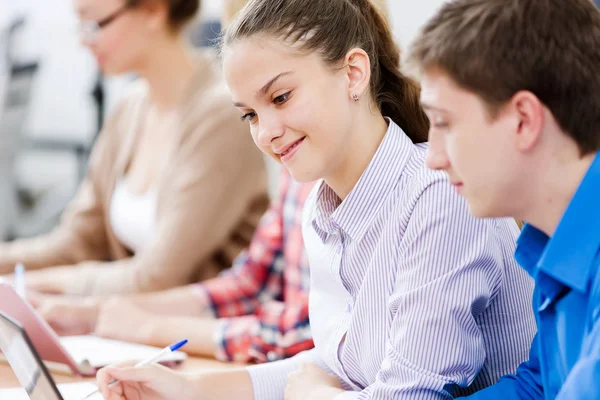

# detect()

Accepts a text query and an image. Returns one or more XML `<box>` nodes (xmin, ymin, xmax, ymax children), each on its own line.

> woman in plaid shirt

<box><xmin>33</xmin><ymin>169</ymin><xmax>318</xmax><ymax>364</ymax></box>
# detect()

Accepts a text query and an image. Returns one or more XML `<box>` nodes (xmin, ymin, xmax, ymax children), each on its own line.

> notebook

<box><xmin>0</xmin><ymin>282</ymin><xmax>187</xmax><ymax>376</ymax></box>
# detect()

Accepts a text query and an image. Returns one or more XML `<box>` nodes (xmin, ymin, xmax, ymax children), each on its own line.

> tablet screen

<box><xmin>0</xmin><ymin>312</ymin><xmax>63</xmax><ymax>400</ymax></box>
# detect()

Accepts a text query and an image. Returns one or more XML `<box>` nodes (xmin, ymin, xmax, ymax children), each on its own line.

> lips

<box><xmin>275</xmin><ymin>137</ymin><xmax>306</xmax><ymax>156</ymax></box>
<box><xmin>276</xmin><ymin>137</ymin><xmax>306</xmax><ymax>163</ymax></box>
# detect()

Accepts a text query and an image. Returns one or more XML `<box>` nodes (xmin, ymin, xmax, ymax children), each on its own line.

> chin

<box><xmin>286</xmin><ymin>165</ymin><xmax>321</xmax><ymax>184</ymax></box>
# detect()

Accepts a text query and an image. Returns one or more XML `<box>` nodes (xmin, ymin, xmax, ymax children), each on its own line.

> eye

<box><xmin>240</xmin><ymin>112</ymin><xmax>257</xmax><ymax>123</ymax></box>
<box><xmin>273</xmin><ymin>92</ymin><xmax>291</xmax><ymax>105</ymax></box>
<box><xmin>433</xmin><ymin>122</ymin><xmax>449</xmax><ymax>130</ymax></box>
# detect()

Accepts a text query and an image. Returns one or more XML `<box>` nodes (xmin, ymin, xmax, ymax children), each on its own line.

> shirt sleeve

<box><xmin>213</xmin><ymin>295</ymin><xmax>313</xmax><ymax>363</ymax></box>
<box><xmin>247</xmin><ymin>349</ymin><xmax>340</xmax><ymax>400</ymax></box>
<box><xmin>335</xmin><ymin>178</ymin><xmax>518</xmax><ymax>399</ymax></box>
<box><xmin>459</xmin><ymin>334</ymin><xmax>543</xmax><ymax>399</ymax></box>
<box><xmin>203</xmin><ymin>171</ymin><xmax>314</xmax><ymax>364</ymax></box>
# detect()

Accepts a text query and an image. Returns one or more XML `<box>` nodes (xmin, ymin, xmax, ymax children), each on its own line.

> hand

<box><xmin>97</xmin><ymin>363</ymin><xmax>194</xmax><ymax>400</ymax></box>
<box><xmin>285</xmin><ymin>363</ymin><xmax>344</xmax><ymax>400</ymax></box>
<box><xmin>25</xmin><ymin>266</ymin><xmax>73</xmax><ymax>294</ymax></box>
<box><xmin>95</xmin><ymin>297</ymin><xmax>158</xmax><ymax>344</ymax></box>
<box><xmin>31</xmin><ymin>293</ymin><xmax>99</xmax><ymax>336</ymax></box>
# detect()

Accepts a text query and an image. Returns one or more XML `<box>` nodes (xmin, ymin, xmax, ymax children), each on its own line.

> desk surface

<box><xmin>0</xmin><ymin>357</ymin><xmax>238</xmax><ymax>389</ymax></box>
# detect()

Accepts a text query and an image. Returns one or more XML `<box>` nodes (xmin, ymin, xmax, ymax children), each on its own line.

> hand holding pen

<box><xmin>82</xmin><ymin>339</ymin><xmax>188</xmax><ymax>400</ymax></box>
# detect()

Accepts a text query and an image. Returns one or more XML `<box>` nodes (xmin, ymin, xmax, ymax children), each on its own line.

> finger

<box><xmin>102</xmin><ymin>381</ymin><xmax>124</xmax><ymax>399</ymax></box>
<box><xmin>97</xmin><ymin>366</ymin><xmax>136</xmax><ymax>396</ymax></box>
<box><xmin>26</xmin><ymin>292</ymin><xmax>43</xmax><ymax>308</ymax></box>
<box><xmin>97</xmin><ymin>367</ymin><xmax>116</xmax><ymax>396</ymax></box>
<box><xmin>101</xmin><ymin>365</ymin><xmax>158</xmax><ymax>384</ymax></box>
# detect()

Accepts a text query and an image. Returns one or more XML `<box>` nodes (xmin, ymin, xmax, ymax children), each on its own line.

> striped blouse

<box><xmin>247</xmin><ymin>120</ymin><xmax>536</xmax><ymax>399</ymax></box>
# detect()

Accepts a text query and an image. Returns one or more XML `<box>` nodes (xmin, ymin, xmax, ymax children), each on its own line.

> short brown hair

<box><xmin>223</xmin><ymin>0</ymin><xmax>430</xmax><ymax>143</ymax></box>
<box><xmin>128</xmin><ymin>0</ymin><xmax>200</xmax><ymax>31</ymax></box>
<box><xmin>408</xmin><ymin>0</ymin><xmax>600</xmax><ymax>155</ymax></box>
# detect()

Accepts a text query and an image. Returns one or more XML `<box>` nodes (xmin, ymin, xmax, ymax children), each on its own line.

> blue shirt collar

<box><xmin>312</xmin><ymin>119</ymin><xmax>413</xmax><ymax>242</ymax></box>
<box><xmin>515</xmin><ymin>153</ymin><xmax>600</xmax><ymax>293</ymax></box>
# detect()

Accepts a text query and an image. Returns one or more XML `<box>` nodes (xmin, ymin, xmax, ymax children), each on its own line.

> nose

<box><xmin>426</xmin><ymin>132</ymin><xmax>451</xmax><ymax>171</ymax></box>
<box><xmin>256</xmin><ymin>114</ymin><xmax>285</xmax><ymax>148</ymax></box>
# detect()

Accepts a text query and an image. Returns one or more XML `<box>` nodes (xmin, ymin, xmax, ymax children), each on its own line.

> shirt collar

<box><xmin>312</xmin><ymin>180</ymin><xmax>341</xmax><ymax>241</ymax></box>
<box><xmin>312</xmin><ymin>119</ymin><xmax>414</xmax><ymax>242</ymax></box>
<box><xmin>515</xmin><ymin>153</ymin><xmax>600</xmax><ymax>293</ymax></box>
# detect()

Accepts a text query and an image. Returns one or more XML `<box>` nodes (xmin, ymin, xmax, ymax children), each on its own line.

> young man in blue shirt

<box><xmin>409</xmin><ymin>0</ymin><xmax>600</xmax><ymax>398</ymax></box>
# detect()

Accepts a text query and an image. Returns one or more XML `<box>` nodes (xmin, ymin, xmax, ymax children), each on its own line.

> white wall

<box><xmin>389</xmin><ymin>0</ymin><xmax>447</xmax><ymax>50</ymax></box>
<box><xmin>5</xmin><ymin>0</ymin><xmax>98</xmax><ymax>143</ymax></box>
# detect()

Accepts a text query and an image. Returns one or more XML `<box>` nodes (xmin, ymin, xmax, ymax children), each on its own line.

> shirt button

<box><xmin>346</xmin><ymin>303</ymin><xmax>352</xmax><ymax>313</ymax></box>
<box><xmin>267</xmin><ymin>351</ymin><xmax>278</xmax><ymax>361</ymax></box>
<box><xmin>336</xmin><ymin>245</ymin><xmax>343</xmax><ymax>254</ymax></box>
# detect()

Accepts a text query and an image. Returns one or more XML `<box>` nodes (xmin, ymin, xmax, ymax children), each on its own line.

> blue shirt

<box><xmin>248</xmin><ymin>120</ymin><xmax>536</xmax><ymax>399</ymax></box>
<box><xmin>463</xmin><ymin>153</ymin><xmax>600</xmax><ymax>400</ymax></box>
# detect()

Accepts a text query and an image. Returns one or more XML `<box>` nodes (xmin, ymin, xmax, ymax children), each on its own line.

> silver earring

<box><xmin>353</xmin><ymin>93</ymin><xmax>359</xmax><ymax>102</ymax></box>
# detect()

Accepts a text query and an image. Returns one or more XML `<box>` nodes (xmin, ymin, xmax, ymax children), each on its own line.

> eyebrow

<box><xmin>259</xmin><ymin>71</ymin><xmax>293</xmax><ymax>96</ymax></box>
<box><xmin>233</xmin><ymin>71</ymin><xmax>294</xmax><ymax>108</ymax></box>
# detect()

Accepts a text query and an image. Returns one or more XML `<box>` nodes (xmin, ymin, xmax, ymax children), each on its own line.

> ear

<box><xmin>510</xmin><ymin>91</ymin><xmax>544</xmax><ymax>152</ymax></box>
<box><xmin>344</xmin><ymin>48</ymin><xmax>371</xmax><ymax>101</ymax></box>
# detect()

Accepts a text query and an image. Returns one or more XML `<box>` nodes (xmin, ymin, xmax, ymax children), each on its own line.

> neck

<box><xmin>135</xmin><ymin>35</ymin><xmax>198</xmax><ymax>110</ymax></box>
<box><xmin>325</xmin><ymin>110</ymin><xmax>389</xmax><ymax>200</ymax></box>
<box><xmin>520</xmin><ymin>150</ymin><xmax>596</xmax><ymax>237</ymax></box>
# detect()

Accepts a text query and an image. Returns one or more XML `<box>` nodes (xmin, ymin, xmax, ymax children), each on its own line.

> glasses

<box><xmin>78</xmin><ymin>4</ymin><xmax>130</xmax><ymax>43</ymax></box>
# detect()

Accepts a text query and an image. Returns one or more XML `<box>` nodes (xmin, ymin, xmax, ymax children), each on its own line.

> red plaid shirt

<box><xmin>197</xmin><ymin>170</ymin><xmax>316</xmax><ymax>363</ymax></box>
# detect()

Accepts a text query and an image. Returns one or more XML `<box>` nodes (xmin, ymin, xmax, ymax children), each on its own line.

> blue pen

<box><xmin>81</xmin><ymin>339</ymin><xmax>188</xmax><ymax>400</ymax></box>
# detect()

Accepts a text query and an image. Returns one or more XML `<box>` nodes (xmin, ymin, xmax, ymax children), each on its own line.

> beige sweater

<box><xmin>0</xmin><ymin>50</ymin><xmax>268</xmax><ymax>295</ymax></box>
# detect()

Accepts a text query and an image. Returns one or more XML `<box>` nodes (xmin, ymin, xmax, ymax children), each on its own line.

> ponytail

<box><xmin>349</xmin><ymin>0</ymin><xmax>429</xmax><ymax>142</ymax></box>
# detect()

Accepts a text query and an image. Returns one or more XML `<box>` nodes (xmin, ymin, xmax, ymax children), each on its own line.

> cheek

<box><xmin>284</xmin><ymin>96</ymin><xmax>320</xmax><ymax>134</ymax></box>
<box><xmin>98</xmin><ymin>24</ymin><xmax>144</xmax><ymax>66</ymax></box>
<box><xmin>249</xmin><ymin>125</ymin><xmax>268</xmax><ymax>154</ymax></box>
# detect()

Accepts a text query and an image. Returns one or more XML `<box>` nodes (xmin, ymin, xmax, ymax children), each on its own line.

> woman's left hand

<box><xmin>285</xmin><ymin>363</ymin><xmax>344</xmax><ymax>400</ymax></box>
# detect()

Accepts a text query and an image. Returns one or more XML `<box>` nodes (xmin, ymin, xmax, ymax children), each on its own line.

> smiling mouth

<box><xmin>278</xmin><ymin>137</ymin><xmax>306</xmax><ymax>157</ymax></box>
<box><xmin>282</xmin><ymin>140</ymin><xmax>301</xmax><ymax>155</ymax></box>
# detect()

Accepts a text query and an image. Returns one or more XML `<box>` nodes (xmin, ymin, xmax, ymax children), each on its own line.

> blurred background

<box><xmin>0</xmin><ymin>0</ymin><xmax>450</xmax><ymax>241</ymax></box>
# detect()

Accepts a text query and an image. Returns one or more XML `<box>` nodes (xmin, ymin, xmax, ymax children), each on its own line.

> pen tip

<box><xmin>170</xmin><ymin>339</ymin><xmax>188</xmax><ymax>351</ymax></box>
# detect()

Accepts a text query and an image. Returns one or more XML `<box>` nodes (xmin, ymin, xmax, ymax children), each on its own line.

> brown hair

<box><xmin>223</xmin><ymin>0</ymin><xmax>430</xmax><ymax>143</ymax></box>
<box><xmin>408</xmin><ymin>0</ymin><xmax>600</xmax><ymax>156</ymax></box>
<box><xmin>128</xmin><ymin>0</ymin><xmax>200</xmax><ymax>31</ymax></box>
